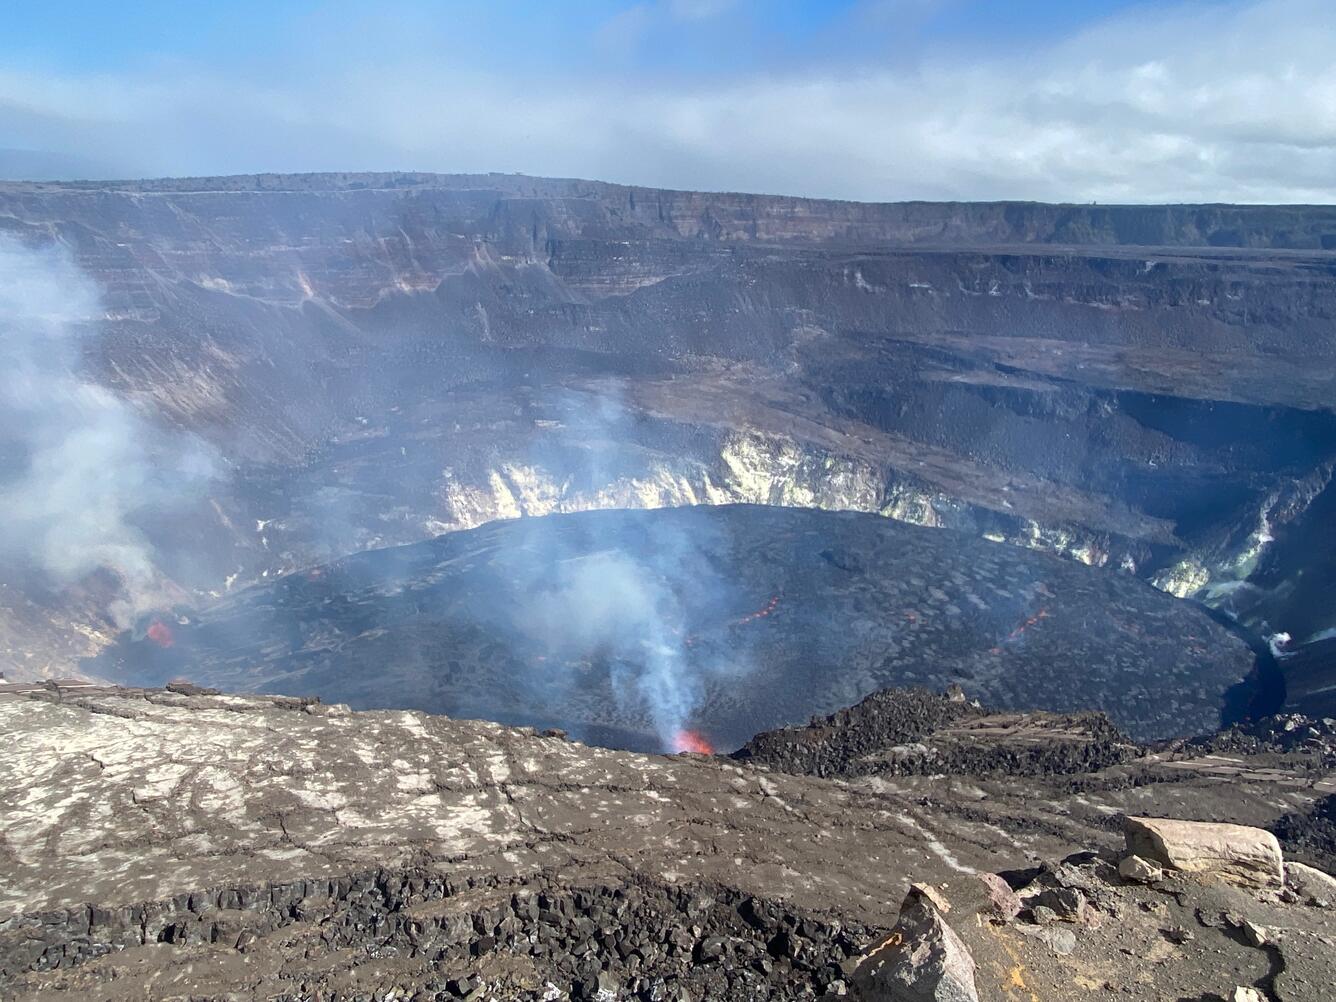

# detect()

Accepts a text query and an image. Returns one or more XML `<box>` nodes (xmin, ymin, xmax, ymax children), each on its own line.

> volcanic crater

<box><xmin>3</xmin><ymin>174</ymin><xmax>1336</xmax><ymax>1002</ymax></box>
<box><xmin>3</xmin><ymin>173</ymin><xmax>1336</xmax><ymax>700</ymax></box>
<box><xmin>92</xmin><ymin>505</ymin><xmax>1263</xmax><ymax>750</ymax></box>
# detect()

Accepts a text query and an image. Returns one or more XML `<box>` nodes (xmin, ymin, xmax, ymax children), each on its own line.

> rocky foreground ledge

<box><xmin>2</xmin><ymin>686</ymin><xmax>1335</xmax><ymax>1001</ymax></box>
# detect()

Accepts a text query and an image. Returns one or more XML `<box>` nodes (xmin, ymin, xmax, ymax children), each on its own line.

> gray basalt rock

<box><xmin>1124</xmin><ymin>817</ymin><xmax>1284</xmax><ymax>889</ymax></box>
<box><xmin>1242</xmin><ymin>920</ymin><xmax>1271</xmax><ymax>948</ymax></box>
<box><xmin>1030</xmin><ymin>887</ymin><xmax>1090</xmax><ymax>925</ymax></box>
<box><xmin>850</xmin><ymin>889</ymin><xmax>978</xmax><ymax>1002</ymax></box>
<box><xmin>1284</xmin><ymin>861</ymin><xmax>1336</xmax><ymax>906</ymax></box>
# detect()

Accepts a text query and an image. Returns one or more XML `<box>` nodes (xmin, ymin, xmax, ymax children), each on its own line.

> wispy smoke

<box><xmin>0</xmin><ymin>235</ymin><xmax>215</xmax><ymax>627</ymax></box>
<box><xmin>501</xmin><ymin>385</ymin><xmax>746</xmax><ymax>751</ymax></box>
<box><xmin>520</xmin><ymin>538</ymin><xmax>721</xmax><ymax>750</ymax></box>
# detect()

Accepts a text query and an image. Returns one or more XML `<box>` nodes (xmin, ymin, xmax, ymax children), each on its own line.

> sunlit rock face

<box><xmin>88</xmin><ymin>506</ymin><xmax>1261</xmax><ymax>748</ymax></box>
<box><xmin>1</xmin><ymin>173</ymin><xmax>1335</xmax><ymax>675</ymax></box>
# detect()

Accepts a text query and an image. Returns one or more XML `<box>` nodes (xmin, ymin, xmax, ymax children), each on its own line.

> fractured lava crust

<box><xmin>2</xmin><ymin>685</ymin><xmax>1335</xmax><ymax>1000</ymax></box>
<box><xmin>88</xmin><ymin>506</ymin><xmax>1261</xmax><ymax>748</ymax></box>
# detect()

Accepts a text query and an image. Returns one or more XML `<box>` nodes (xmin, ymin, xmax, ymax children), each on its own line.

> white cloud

<box><xmin>1</xmin><ymin>0</ymin><xmax>1332</xmax><ymax>202</ymax></box>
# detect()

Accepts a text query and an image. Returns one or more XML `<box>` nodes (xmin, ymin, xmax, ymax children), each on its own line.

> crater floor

<box><xmin>90</xmin><ymin>505</ymin><xmax>1261</xmax><ymax>747</ymax></box>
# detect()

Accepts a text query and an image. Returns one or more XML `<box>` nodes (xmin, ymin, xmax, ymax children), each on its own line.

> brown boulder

<box><xmin>1124</xmin><ymin>817</ymin><xmax>1283</xmax><ymax>889</ymax></box>
<box><xmin>975</xmin><ymin>873</ymin><xmax>1022</xmax><ymax>922</ymax></box>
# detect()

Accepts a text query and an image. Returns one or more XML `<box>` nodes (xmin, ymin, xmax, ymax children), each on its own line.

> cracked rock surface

<box><xmin>2</xmin><ymin>686</ymin><xmax>1335</xmax><ymax>1000</ymax></box>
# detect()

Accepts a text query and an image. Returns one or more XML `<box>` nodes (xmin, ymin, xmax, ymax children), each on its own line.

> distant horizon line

<box><xmin>3</xmin><ymin>168</ymin><xmax>1335</xmax><ymax>211</ymax></box>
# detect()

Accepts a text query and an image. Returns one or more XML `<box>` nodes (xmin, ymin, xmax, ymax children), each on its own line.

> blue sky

<box><xmin>1</xmin><ymin>2</ymin><xmax>1164</xmax><ymax>74</ymax></box>
<box><xmin>1</xmin><ymin>1</ymin><xmax>1332</xmax><ymax>202</ymax></box>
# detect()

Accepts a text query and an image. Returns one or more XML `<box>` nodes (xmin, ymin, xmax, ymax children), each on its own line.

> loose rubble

<box><xmin>731</xmin><ymin>687</ymin><xmax>1139</xmax><ymax>779</ymax></box>
<box><xmin>1285</xmin><ymin>861</ymin><xmax>1336</xmax><ymax>907</ymax></box>
<box><xmin>1272</xmin><ymin>793</ymin><xmax>1336</xmax><ymax>874</ymax></box>
<box><xmin>3</xmin><ymin>684</ymin><xmax>1335</xmax><ymax>1000</ymax></box>
<box><xmin>1197</xmin><ymin>712</ymin><xmax>1336</xmax><ymax>764</ymax></box>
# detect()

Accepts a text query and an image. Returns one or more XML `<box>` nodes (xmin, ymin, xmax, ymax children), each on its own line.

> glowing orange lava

<box><xmin>990</xmin><ymin>608</ymin><xmax>1050</xmax><ymax>654</ymax></box>
<box><xmin>1006</xmin><ymin>607</ymin><xmax>1050</xmax><ymax>641</ymax></box>
<box><xmin>146</xmin><ymin>621</ymin><xmax>175</xmax><ymax>648</ymax></box>
<box><xmin>685</xmin><ymin>594</ymin><xmax>781</xmax><ymax>648</ymax></box>
<box><xmin>671</xmin><ymin>730</ymin><xmax>715</xmax><ymax>755</ymax></box>
<box><xmin>731</xmin><ymin>594</ymin><xmax>780</xmax><ymax>627</ymax></box>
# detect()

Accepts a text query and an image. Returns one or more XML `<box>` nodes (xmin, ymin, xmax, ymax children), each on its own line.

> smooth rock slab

<box><xmin>1124</xmin><ymin>817</ymin><xmax>1284</xmax><ymax>889</ymax></box>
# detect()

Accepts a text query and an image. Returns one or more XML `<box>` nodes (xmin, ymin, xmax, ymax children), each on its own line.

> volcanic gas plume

<box><xmin>0</xmin><ymin>236</ymin><xmax>216</xmax><ymax>635</ymax></box>
<box><xmin>501</xmin><ymin>510</ymin><xmax>756</xmax><ymax>752</ymax></box>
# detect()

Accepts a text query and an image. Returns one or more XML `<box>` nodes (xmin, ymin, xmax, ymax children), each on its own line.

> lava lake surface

<box><xmin>91</xmin><ymin>505</ymin><xmax>1260</xmax><ymax>750</ymax></box>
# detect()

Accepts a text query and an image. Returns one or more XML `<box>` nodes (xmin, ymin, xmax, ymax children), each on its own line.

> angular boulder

<box><xmin>1124</xmin><ymin>817</ymin><xmax>1283</xmax><ymax>889</ymax></box>
<box><xmin>1285</xmin><ymin>861</ymin><xmax>1336</xmax><ymax>906</ymax></box>
<box><xmin>1117</xmin><ymin>854</ymin><xmax>1163</xmax><ymax>884</ymax></box>
<box><xmin>975</xmin><ymin>872</ymin><xmax>1022</xmax><ymax>922</ymax></box>
<box><xmin>851</xmin><ymin>888</ymin><xmax>978</xmax><ymax>1002</ymax></box>
<box><xmin>909</xmin><ymin>882</ymin><xmax>952</xmax><ymax>914</ymax></box>
<box><xmin>1030</xmin><ymin>887</ymin><xmax>1091</xmax><ymax>924</ymax></box>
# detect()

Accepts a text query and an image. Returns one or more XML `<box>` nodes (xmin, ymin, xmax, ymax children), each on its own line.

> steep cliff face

<box><xmin>431</xmin><ymin>431</ymin><xmax>1155</xmax><ymax>572</ymax></box>
<box><xmin>1</xmin><ymin>173</ymin><xmax>1334</xmax><ymax>675</ymax></box>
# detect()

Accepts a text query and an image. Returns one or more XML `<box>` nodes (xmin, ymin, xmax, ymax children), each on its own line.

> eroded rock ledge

<box><xmin>2</xmin><ymin>686</ymin><xmax>1335</xmax><ymax>1000</ymax></box>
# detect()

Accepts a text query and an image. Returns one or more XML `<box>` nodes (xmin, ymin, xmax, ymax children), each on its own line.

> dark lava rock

<box><xmin>732</xmin><ymin>685</ymin><xmax>1140</xmax><ymax>779</ymax></box>
<box><xmin>446</xmin><ymin>975</ymin><xmax>475</xmax><ymax>996</ymax></box>
<box><xmin>90</xmin><ymin>506</ymin><xmax>1258</xmax><ymax>748</ymax></box>
<box><xmin>1196</xmin><ymin>712</ymin><xmax>1336</xmax><ymax>764</ymax></box>
<box><xmin>1272</xmin><ymin>794</ymin><xmax>1336</xmax><ymax>874</ymax></box>
<box><xmin>1031</xmin><ymin>888</ymin><xmax>1089</xmax><ymax>924</ymax></box>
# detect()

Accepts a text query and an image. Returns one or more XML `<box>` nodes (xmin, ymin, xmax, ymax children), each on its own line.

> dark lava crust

<box><xmin>2</xmin><ymin>867</ymin><xmax>871</xmax><ymax>1002</ymax></box>
<box><xmin>90</xmin><ymin>505</ymin><xmax>1259</xmax><ymax>748</ymax></box>
<box><xmin>732</xmin><ymin>687</ymin><xmax>1139</xmax><ymax>779</ymax></box>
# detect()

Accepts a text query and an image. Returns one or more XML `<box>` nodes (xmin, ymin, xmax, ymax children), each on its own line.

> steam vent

<box><xmin>91</xmin><ymin>505</ymin><xmax>1261</xmax><ymax>750</ymax></box>
<box><xmin>1</xmin><ymin>172</ymin><xmax>1335</xmax><ymax>1001</ymax></box>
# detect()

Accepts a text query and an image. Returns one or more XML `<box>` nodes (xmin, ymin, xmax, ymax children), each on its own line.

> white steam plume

<box><xmin>0</xmin><ymin>235</ymin><xmax>215</xmax><ymax>627</ymax></box>
<box><xmin>505</xmin><ymin>385</ymin><xmax>748</xmax><ymax>751</ymax></box>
